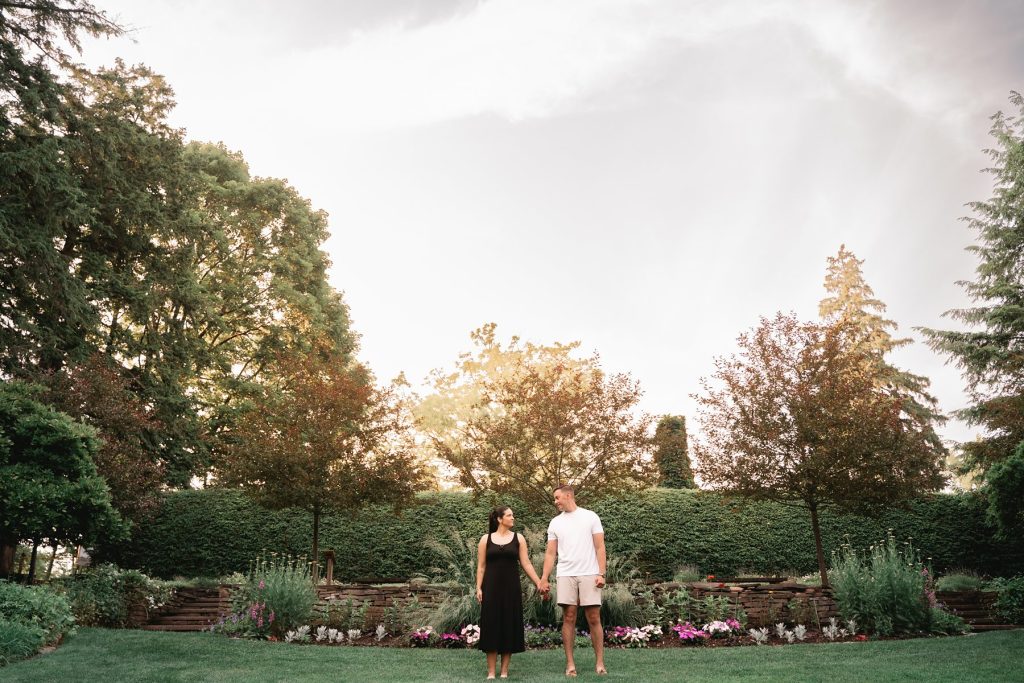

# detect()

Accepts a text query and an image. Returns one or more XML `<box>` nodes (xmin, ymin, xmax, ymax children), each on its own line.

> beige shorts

<box><xmin>556</xmin><ymin>575</ymin><xmax>603</xmax><ymax>607</ymax></box>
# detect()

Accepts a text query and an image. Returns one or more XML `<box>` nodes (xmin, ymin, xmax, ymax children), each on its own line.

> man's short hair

<box><xmin>554</xmin><ymin>484</ymin><xmax>575</xmax><ymax>496</ymax></box>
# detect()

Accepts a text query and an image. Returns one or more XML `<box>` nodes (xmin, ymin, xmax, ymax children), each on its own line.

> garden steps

<box><xmin>141</xmin><ymin>587</ymin><xmax>231</xmax><ymax>632</ymax></box>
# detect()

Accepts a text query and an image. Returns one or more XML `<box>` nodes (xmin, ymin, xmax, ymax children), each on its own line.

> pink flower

<box><xmin>259</xmin><ymin>580</ymin><xmax>266</xmax><ymax>589</ymax></box>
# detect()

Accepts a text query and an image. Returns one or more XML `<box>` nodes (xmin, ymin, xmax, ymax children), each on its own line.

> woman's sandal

<box><xmin>565</xmin><ymin>668</ymin><xmax>577</xmax><ymax>678</ymax></box>
<box><xmin>596</xmin><ymin>666</ymin><xmax>608</xmax><ymax>675</ymax></box>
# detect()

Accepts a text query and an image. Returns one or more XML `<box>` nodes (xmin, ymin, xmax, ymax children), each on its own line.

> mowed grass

<box><xmin>2</xmin><ymin>628</ymin><xmax>1022</xmax><ymax>683</ymax></box>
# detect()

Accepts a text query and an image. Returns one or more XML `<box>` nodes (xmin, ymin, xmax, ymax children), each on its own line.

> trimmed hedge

<box><xmin>98</xmin><ymin>488</ymin><xmax>1024</xmax><ymax>581</ymax></box>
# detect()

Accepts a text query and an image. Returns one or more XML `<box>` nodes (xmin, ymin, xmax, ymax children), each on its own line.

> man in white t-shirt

<box><xmin>539</xmin><ymin>485</ymin><xmax>607</xmax><ymax>677</ymax></box>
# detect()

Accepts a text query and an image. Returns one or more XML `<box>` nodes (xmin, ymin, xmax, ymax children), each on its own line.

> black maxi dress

<box><xmin>478</xmin><ymin>532</ymin><xmax>526</xmax><ymax>654</ymax></box>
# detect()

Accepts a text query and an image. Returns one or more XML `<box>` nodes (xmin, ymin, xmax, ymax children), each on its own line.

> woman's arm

<box><xmin>476</xmin><ymin>535</ymin><xmax>487</xmax><ymax>603</ymax></box>
<box><xmin>517</xmin><ymin>534</ymin><xmax>542</xmax><ymax>586</ymax></box>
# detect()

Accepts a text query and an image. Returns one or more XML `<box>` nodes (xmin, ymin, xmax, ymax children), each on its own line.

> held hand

<box><xmin>595</xmin><ymin>575</ymin><xmax>606</xmax><ymax>589</ymax></box>
<box><xmin>476</xmin><ymin>588</ymin><xmax>483</xmax><ymax>604</ymax></box>
<box><xmin>538</xmin><ymin>579</ymin><xmax>550</xmax><ymax>594</ymax></box>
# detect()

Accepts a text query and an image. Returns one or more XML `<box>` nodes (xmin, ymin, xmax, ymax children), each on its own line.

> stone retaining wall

<box><xmin>311</xmin><ymin>581</ymin><xmax>838</xmax><ymax>628</ymax></box>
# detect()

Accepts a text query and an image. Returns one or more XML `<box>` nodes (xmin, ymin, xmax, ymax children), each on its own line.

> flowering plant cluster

<box><xmin>410</xmin><ymin>626</ymin><xmax>436</xmax><ymax>647</ymax></box>
<box><xmin>605</xmin><ymin>624</ymin><xmax>663</xmax><ymax>648</ymax></box>
<box><xmin>440</xmin><ymin>632</ymin><xmax>465</xmax><ymax>648</ymax></box>
<box><xmin>212</xmin><ymin>600</ymin><xmax>276</xmax><ymax>639</ymax></box>
<box><xmin>461</xmin><ymin>624</ymin><xmax>481</xmax><ymax>646</ymax></box>
<box><xmin>671</xmin><ymin>622</ymin><xmax>708</xmax><ymax>643</ymax></box>
<box><xmin>704</xmin><ymin>619</ymin><xmax>743</xmax><ymax>637</ymax></box>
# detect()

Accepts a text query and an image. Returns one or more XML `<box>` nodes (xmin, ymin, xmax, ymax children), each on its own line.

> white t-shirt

<box><xmin>546</xmin><ymin>507</ymin><xmax>604</xmax><ymax>577</ymax></box>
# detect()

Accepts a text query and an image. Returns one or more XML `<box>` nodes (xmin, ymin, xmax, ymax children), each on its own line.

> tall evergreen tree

<box><xmin>820</xmin><ymin>245</ymin><xmax>945</xmax><ymax>444</ymax></box>
<box><xmin>922</xmin><ymin>93</ymin><xmax>1024</xmax><ymax>534</ymax></box>
<box><xmin>653</xmin><ymin>415</ymin><xmax>694</xmax><ymax>488</ymax></box>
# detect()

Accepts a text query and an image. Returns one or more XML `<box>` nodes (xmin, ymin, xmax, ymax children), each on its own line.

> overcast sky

<box><xmin>82</xmin><ymin>0</ymin><xmax>1024</xmax><ymax>446</ymax></box>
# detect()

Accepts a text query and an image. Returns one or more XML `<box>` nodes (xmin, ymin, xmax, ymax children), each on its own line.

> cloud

<box><xmin>218</xmin><ymin>0</ymin><xmax>1017</xmax><ymax>142</ymax></box>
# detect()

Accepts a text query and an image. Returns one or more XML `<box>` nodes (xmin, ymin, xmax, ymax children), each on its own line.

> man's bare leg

<box><xmin>585</xmin><ymin>606</ymin><xmax>605</xmax><ymax>674</ymax></box>
<box><xmin>561</xmin><ymin>604</ymin><xmax>578</xmax><ymax>676</ymax></box>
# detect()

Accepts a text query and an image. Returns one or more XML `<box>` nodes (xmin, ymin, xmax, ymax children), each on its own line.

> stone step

<box><xmin>971</xmin><ymin>624</ymin><xmax>1020</xmax><ymax>632</ymax></box>
<box><xmin>148</xmin><ymin>614</ymin><xmax>223</xmax><ymax>623</ymax></box>
<box><xmin>141</xmin><ymin>623</ymin><xmax>213</xmax><ymax>632</ymax></box>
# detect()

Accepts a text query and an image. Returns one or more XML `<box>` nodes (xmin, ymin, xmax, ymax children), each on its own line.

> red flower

<box><xmin>855</xmin><ymin>634</ymin><xmax>868</xmax><ymax>641</ymax></box>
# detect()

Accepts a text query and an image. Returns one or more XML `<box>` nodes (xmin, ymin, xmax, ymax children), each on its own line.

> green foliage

<box><xmin>830</xmin><ymin>534</ymin><xmax>960</xmax><ymax>636</ymax></box>
<box><xmin>984</xmin><ymin>442</ymin><xmax>1024</xmax><ymax>537</ymax></box>
<box><xmin>929</xmin><ymin>607</ymin><xmax>969</xmax><ymax>635</ymax></box>
<box><xmin>424</xmin><ymin>529</ymin><xmax>481</xmax><ymax>632</ymax></box>
<box><xmin>922</xmin><ymin>93</ymin><xmax>1024</xmax><ymax>493</ymax></box>
<box><xmin>672</xmin><ymin>565</ymin><xmax>702</xmax><ymax>583</ymax></box>
<box><xmin>0</xmin><ymin>581</ymin><xmax>75</xmax><ymax>646</ymax></box>
<box><xmin>317</xmin><ymin>598</ymin><xmax>369</xmax><ymax>632</ymax></box>
<box><xmin>60</xmin><ymin>564</ymin><xmax>170</xmax><ymax>628</ymax></box>
<box><xmin>989</xmin><ymin>575</ymin><xmax>1024</xmax><ymax>624</ymax></box>
<box><xmin>101</xmin><ymin>488</ymin><xmax>1024</xmax><ymax>583</ymax></box>
<box><xmin>935</xmin><ymin>572</ymin><xmax>986</xmax><ymax>591</ymax></box>
<box><xmin>0</xmin><ymin>619</ymin><xmax>46</xmax><ymax>667</ymax></box>
<box><xmin>381</xmin><ymin>596</ymin><xmax>425</xmax><ymax>637</ymax></box>
<box><xmin>520</xmin><ymin>527</ymin><xmax>560</xmax><ymax>628</ymax></box>
<box><xmin>653</xmin><ymin>416</ymin><xmax>694</xmax><ymax>488</ymax></box>
<box><xmin>226</xmin><ymin>554</ymin><xmax>317</xmax><ymax>639</ymax></box>
<box><xmin>0</xmin><ymin>381</ymin><xmax>127</xmax><ymax>560</ymax></box>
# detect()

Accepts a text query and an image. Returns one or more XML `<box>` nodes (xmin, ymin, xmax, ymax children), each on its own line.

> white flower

<box><xmin>704</xmin><ymin>621</ymin><xmax>732</xmax><ymax>634</ymax></box>
<box><xmin>327</xmin><ymin>628</ymin><xmax>339</xmax><ymax>642</ymax></box>
<box><xmin>774</xmin><ymin>622</ymin><xmax>787</xmax><ymax>639</ymax></box>
<box><xmin>784</xmin><ymin>630</ymin><xmax>795</xmax><ymax>643</ymax></box>
<box><xmin>793</xmin><ymin>624</ymin><xmax>807</xmax><ymax>641</ymax></box>
<box><xmin>376</xmin><ymin>624</ymin><xmax>387</xmax><ymax>641</ymax></box>
<box><xmin>461</xmin><ymin>624</ymin><xmax>481</xmax><ymax>646</ymax></box>
<box><xmin>315</xmin><ymin>625</ymin><xmax>329</xmax><ymax>642</ymax></box>
<box><xmin>347</xmin><ymin>629</ymin><xmax>362</xmax><ymax>642</ymax></box>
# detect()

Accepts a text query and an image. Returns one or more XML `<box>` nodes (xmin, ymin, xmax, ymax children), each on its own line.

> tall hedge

<box><xmin>98</xmin><ymin>488</ymin><xmax>1024</xmax><ymax>580</ymax></box>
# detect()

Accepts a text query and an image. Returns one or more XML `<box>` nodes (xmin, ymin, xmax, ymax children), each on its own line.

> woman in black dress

<box><xmin>476</xmin><ymin>506</ymin><xmax>543</xmax><ymax>679</ymax></box>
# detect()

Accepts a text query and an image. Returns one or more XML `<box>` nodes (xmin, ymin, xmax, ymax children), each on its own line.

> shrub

<box><xmin>936</xmin><ymin>572</ymin><xmax>986</xmax><ymax>592</ymax></box>
<box><xmin>61</xmin><ymin>564</ymin><xmax>171</xmax><ymax>628</ymax></box>
<box><xmin>830</xmin><ymin>534</ymin><xmax>962</xmax><ymax>636</ymax></box>
<box><xmin>929</xmin><ymin>607</ymin><xmax>969</xmax><ymax>635</ymax></box>
<box><xmin>220</xmin><ymin>554</ymin><xmax>317</xmax><ymax>639</ymax></box>
<box><xmin>0</xmin><ymin>619</ymin><xmax>46</xmax><ymax>666</ymax></box>
<box><xmin>0</xmin><ymin>581</ymin><xmax>75</xmax><ymax>645</ymax></box>
<box><xmin>989</xmin><ymin>575</ymin><xmax>1024</xmax><ymax>624</ymax></box>
<box><xmin>100</xmin><ymin>489</ymin><xmax>1024</xmax><ymax>582</ymax></box>
<box><xmin>424</xmin><ymin>530</ymin><xmax>481</xmax><ymax>633</ymax></box>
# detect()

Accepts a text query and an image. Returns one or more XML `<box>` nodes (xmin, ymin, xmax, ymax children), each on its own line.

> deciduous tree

<box><xmin>220</xmin><ymin>341</ymin><xmax>429</xmax><ymax>580</ymax></box>
<box><xmin>0</xmin><ymin>380</ymin><xmax>126</xmax><ymax>578</ymax></box>
<box><xmin>693</xmin><ymin>314</ymin><xmax>946</xmax><ymax>586</ymax></box>
<box><xmin>419</xmin><ymin>324</ymin><xmax>656</xmax><ymax>510</ymax></box>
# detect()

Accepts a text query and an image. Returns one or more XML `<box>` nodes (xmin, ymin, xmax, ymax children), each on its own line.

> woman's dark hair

<box><xmin>488</xmin><ymin>506</ymin><xmax>512</xmax><ymax>534</ymax></box>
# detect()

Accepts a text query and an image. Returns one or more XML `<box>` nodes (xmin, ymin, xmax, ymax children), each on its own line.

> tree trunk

<box><xmin>0</xmin><ymin>543</ymin><xmax>14</xmax><ymax>579</ymax></box>
<box><xmin>311</xmin><ymin>505</ymin><xmax>320</xmax><ymax>585</ymax></box>
<box><xmin>809</xmin><ymin>504</ymin><xmax>829</xmax><ymax>588</ymax></box>
<box><xmin>27</xmin><ymin>539</ymin><xmax>39</xmax><ymax>584</ymax></box>
<box><xmin>46</xmin><ymin>543</ymin><xmax>58</xmax><ymax>581</ymax></box>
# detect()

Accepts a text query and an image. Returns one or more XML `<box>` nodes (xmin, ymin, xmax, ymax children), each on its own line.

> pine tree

<box><xmin>921</xmin><ymin>93</ymin><xmax>1024</xmax><ymax>534</ymax></box>
<box><xmin>653</xmin><ymin>415</ymin><xmax>694</xmax><ymax>489</ymax></box>
<box><xmin>820</xmin><ymin>246</ymin><xmax>945</xmax><ymax>440</ymax></box>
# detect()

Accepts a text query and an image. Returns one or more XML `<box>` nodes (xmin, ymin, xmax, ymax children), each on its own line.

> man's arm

<box><xmin>539</xmin><ymin>539</ymin><xmax>557</xmax><ymax>593</ymax></box>
<box><xmin>593</xmin><ymin>532</ymin><xmax>606</xmax><ymax>587</ymax></box>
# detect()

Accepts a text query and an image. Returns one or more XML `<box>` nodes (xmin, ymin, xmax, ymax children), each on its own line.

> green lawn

<box><xmin>2</xmin><ymin>628</ymin><xmax>1021</xmax><ymax>682</ymax></box>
